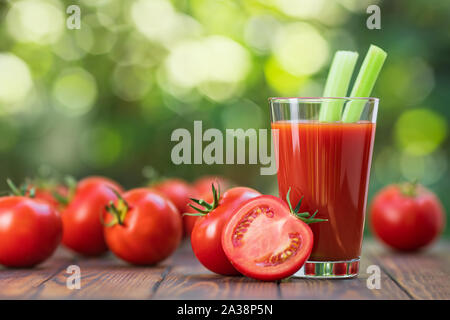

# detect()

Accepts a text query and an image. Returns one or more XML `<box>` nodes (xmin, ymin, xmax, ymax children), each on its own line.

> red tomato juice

<box><xmin>272</xmin><ymin>120</ymin><xmax>376</xmax><ymax>261</ymax></box>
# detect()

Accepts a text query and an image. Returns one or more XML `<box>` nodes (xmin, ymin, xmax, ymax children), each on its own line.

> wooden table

<box><xmin>0</xmin><ymin>240</ymin><xmax>448</xmax><ymax>300</ymax></box>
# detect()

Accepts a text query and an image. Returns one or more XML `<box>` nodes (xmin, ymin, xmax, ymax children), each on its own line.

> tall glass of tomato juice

<box><xmin>269</xmin><ymin>97</ymin><xmax>378</xmax><ymax>278</ymax></box>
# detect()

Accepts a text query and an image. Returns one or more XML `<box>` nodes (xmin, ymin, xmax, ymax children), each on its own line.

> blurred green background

<box><xmin>0</xmin><ymin>0</ymin><xmax>448</xmax><ymax>235</ymax></box>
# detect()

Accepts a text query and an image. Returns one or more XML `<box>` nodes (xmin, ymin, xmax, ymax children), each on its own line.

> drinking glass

<box><xmin>269</xmin><ymin>97</ymin><xmax>378</xmax><ymax>278</ymax></box>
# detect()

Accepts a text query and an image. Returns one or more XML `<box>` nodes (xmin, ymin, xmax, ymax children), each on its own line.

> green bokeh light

<box><xmin>395</xmin><ymin>109</ymin><xmax>447</xmax><ymax>156</ymax></box>
<box><xmin>0</xmin><ymin>53</ymin><xmax>33</xmax><ymax>108</ymax></box>
<box><xmin>6</xmin><ymin>0</ymin><xmax>64</xmax><ymax>45</ymax></box>
<box><xmin>81</xmin><ymin>124</ymin><xmax>123</xmax><ymax>168</ymax></box>
<box><xmin>52</xmin><ymin>68</ymin><xmax>98</xmax><ymax>117</ymax></box>
<box><xmin>264</xmin><ymin>57</ymin><xmax>308</xmax><ymax>96</ymax></box>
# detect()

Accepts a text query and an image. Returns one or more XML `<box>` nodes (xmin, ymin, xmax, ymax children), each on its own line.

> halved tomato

<box><xmin>222</xmin><ymin>195</ymin><xmax>316</xmax><ymax>281</ymax></box>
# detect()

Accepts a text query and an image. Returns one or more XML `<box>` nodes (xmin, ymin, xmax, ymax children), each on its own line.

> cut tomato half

<box><xmin>221</xmin><ymin>195</ymin><xmax>314</xmax><ymax>281</ymax></box>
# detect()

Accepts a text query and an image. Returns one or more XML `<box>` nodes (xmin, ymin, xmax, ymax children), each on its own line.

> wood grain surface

<box><xmin>0</xmin><ymin>240</ymin><xmax>448</xmax><ymax>300</ymax></box>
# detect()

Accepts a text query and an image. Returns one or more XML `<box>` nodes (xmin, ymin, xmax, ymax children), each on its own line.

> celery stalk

<box><xmin>319</xmin><ymin>51</ymin><xmax>358</xmax><ymax>122</ymax></box>
<box><xmin>341</xmin><ymin>45</ymin><xmax>387</xmax><ymax>123</ymax></box>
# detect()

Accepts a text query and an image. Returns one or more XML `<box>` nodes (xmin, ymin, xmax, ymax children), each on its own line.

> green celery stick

<box><xmin>319</xmin><ymin>51</ymin><xmax>358</xmax><ymax>122</ymax></box>
<box><xmin>341</xmin><ymin>45</ymin><xmax>387</xmax><ymax>123</ymax></box>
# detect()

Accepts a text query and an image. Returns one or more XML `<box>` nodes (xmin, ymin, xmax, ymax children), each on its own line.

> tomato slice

<box><xmin>222</xmin><ymin>195</ymin><xmax>313</xmax><ymax>281</ymax></box>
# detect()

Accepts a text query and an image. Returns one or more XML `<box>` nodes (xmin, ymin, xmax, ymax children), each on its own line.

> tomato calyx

<box><xmin>399</xmin><ymin>180</ymin><xmax>418</xmax><ymax>197</ymax></box>
<box><xmin>286</xmin><ymin>188</ymin><xmax>327</xmax><ymax>224</ymax></box>
<box><xmin>142</xmin><ymin>166</ymin><xmax>167</xmax><ymax>187</ymax></box>
<box><xmin>50</xmin><ymin>176</ymin><xmax>77</xmax><ymax>206</ymax></box>
<box><xmin>6</xmin><ymin>178</ymin><xmax>36</xmax><ymax>198</ymax></box>
<box><xmin>103</xmin><ymin>188</ymin><xmax>129</xmax><ymax>227</ymax></box>
<box><xmin>184</xmin><ymin>184</ymin><xmax>221</xmax><ymax>216</ymax></box>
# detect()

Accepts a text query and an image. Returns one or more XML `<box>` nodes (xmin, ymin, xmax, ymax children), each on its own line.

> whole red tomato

<box><xmin>185</xmin><ymin>176</ymin><xmax>232</xmax><ymax>235</ymax></box>
<box><xmin>183</xmin><ymin>191</ymin><xmax>213</xmax><ymax>237</ymax></box>
<box><xmin>184</xmin><ymin>204</ymin><xmax>201</xmax><ymax>238</ymax></box>
<box><xmin>0</xmin><ymin>196</ymin><xmax>62</xmax><ymax>267</ymax></box>
<box><xmin>62</xmin><ymin>176</ymin><xmax>123</xmax><ymax>256</ymax></box>
<box><xmin>103</xmin><ymin>188</ymin><xmax>182</xmax><ymax>265</ymax></box>
<box><xmin>77</xmin><ymin>176</ymin><xmax>121</xmax><ymax>191</ymax></box>
<box><xmin>190</xmin><ymin>186</ymin><xmax>261</xmax><ymax>275</ymax></box>
<box><xmin>33</xmin><ymin>184</ymin><xmax>69</xmax><ymax>211</ymax></box>
<box><xmin>152</xmin><ymin>178</ymin><xmax>193</xmax><ymax>214</ymax></box>
<box><xmin>370</xmin><ymin>183</ymin><xmax>445</xmax><ymax>251</ymax></box>
<box><xmin>193</xmin><ymin>176</ymin><xmax>231</xmax><ymax>196</ymax></box>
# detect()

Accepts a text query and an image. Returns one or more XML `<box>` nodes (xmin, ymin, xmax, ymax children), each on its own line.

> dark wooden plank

<box><xmin>1</xmin><ymin>240</ymin><xmax>448</xmax><ymax>300</ymax></box>
<box><xmin>152</xmin><ymin>241</ymin><xmax>280</xmax><ymax>300</ymax></box>
<box><xmin>279</xmin><ymin>242</ymin><xmax>411</xmax><ymax>300</ymax></box>
<box><xmin>0</xmin><ymin>248</ymin><xmax>74</xmax><ymax>299</ymax></box>
<box><xmin>33</xmin><ymin>250</ymin><xmax>167</xmax><ymax>299</ymax></box>
<box><xmin>367</xmin><ymin>240</ymin><xmax>450</xmax><ymax>300</ymax></box>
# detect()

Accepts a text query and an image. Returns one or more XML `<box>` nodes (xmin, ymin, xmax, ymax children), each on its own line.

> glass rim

<box><xmin>268</xmin><ymin>97</ymin><xmax>379</xmax><ymax>103</ymax></box>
